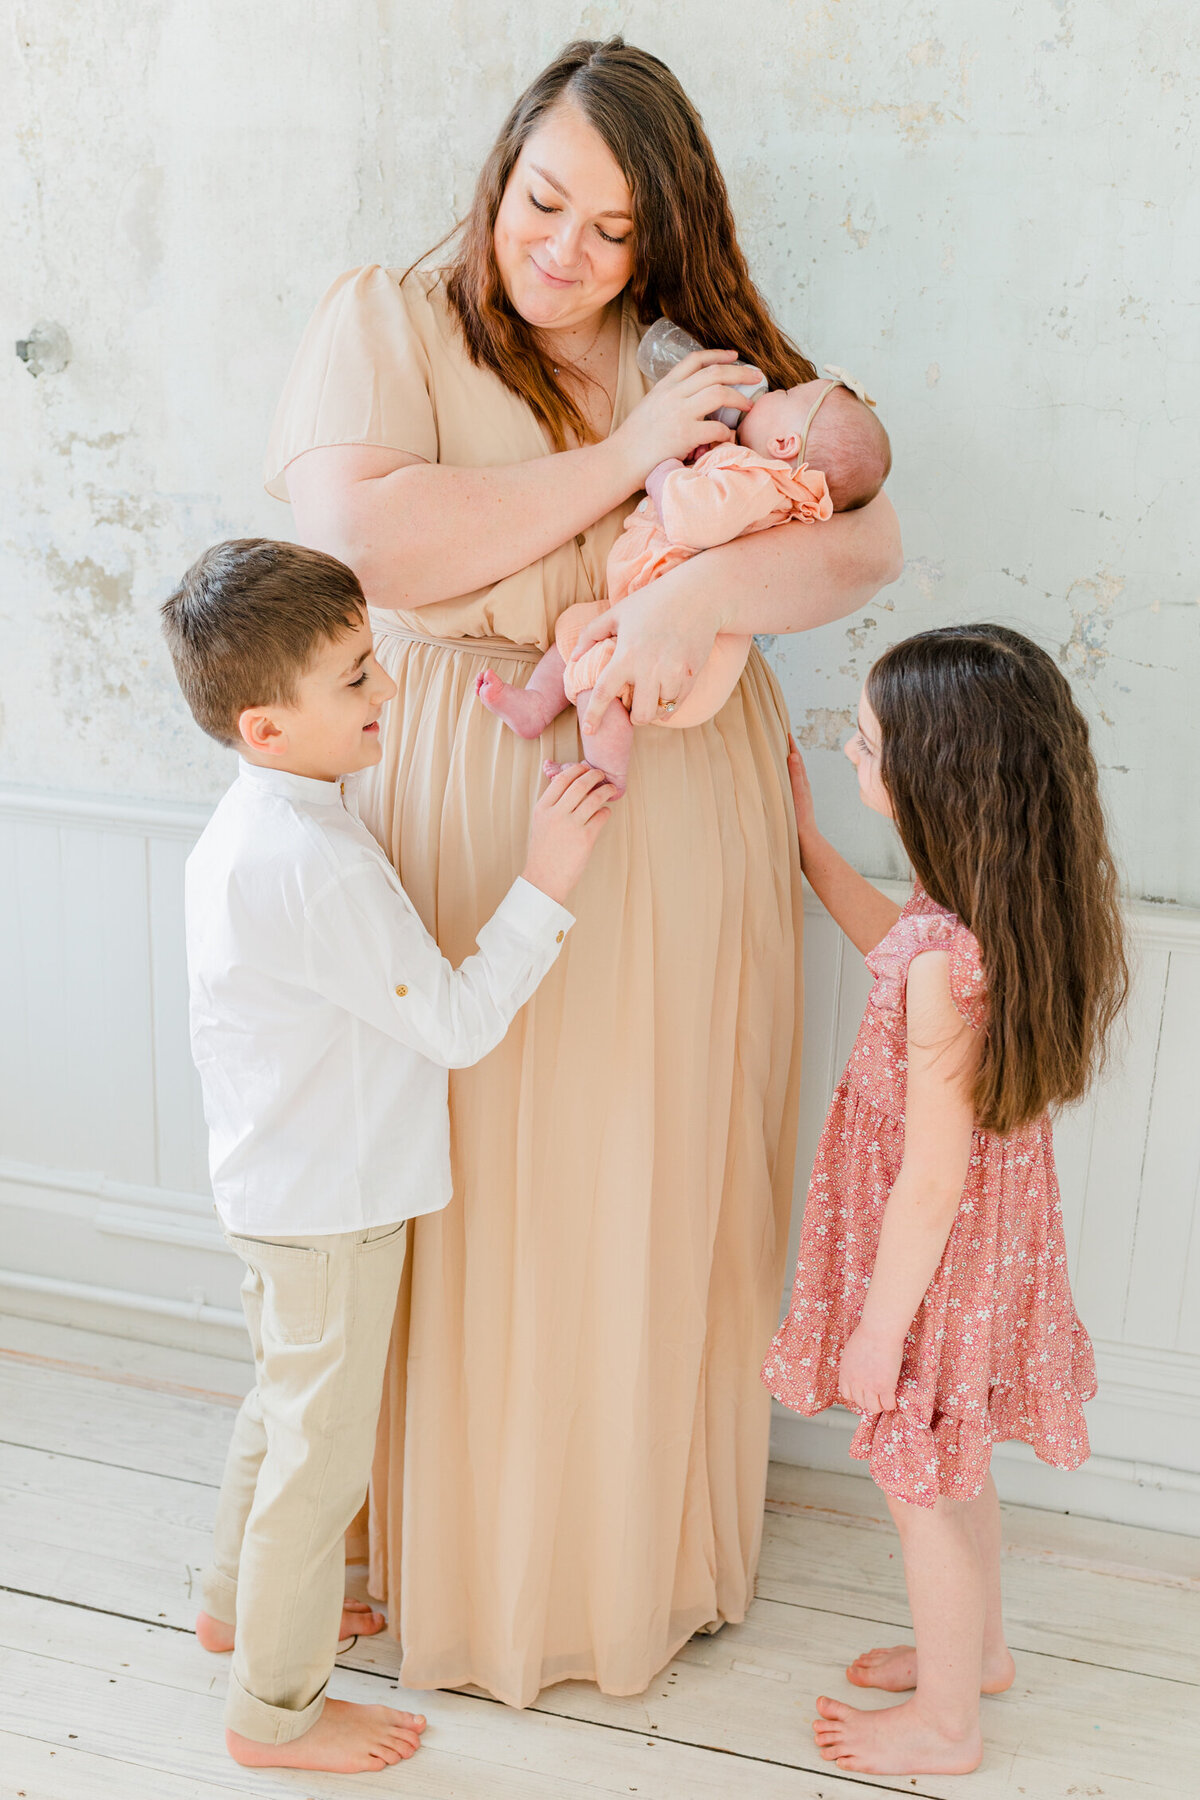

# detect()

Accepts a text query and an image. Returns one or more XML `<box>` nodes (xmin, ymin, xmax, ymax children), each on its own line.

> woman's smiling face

<box><xmin>493</xmin><ymin>103</ymin><xmax>636</xmax><ymax>334</ymax></box>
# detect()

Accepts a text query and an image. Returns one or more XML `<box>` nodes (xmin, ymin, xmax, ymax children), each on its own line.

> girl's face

<box><xmin>493</xmin><ymin>103</ymin><xmax>636</xmax><ymax>335</ymax></box>
<box><xmin>844</xmin><ymin>689</ymin><xmax>893</xmax><ymax>817</ymax></box>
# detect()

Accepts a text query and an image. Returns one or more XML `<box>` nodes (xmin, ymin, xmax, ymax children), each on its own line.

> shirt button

<box><xmin>555</xmin><ymin>930</ymin><xmax>565</xmax><ymax>943</ymax></box>
<box><xmin>395</xmin><ymin>984</ymin><xmax>408</xmax><ymax>997</ymax></box>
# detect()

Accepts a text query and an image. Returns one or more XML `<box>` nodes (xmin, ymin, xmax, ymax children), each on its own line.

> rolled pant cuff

<box><xmin>199</xmin><ymin>1566</ymin><xmax>238</xmax><ymax>1626</ymax></box>
<box><xmin>224</xmin><ymin>1666</ymin><xmax>327</xmax><ymax>1744</ymax></box>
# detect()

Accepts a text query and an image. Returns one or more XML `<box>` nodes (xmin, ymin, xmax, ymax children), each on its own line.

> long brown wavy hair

<box><xmin>419</xmin><ymin>37</ymin><xmax>817</xmax><ymax>450</ymax></box>
<box><xmin>866</xmin><ymin>625</ymin><xmax>1128</xmax><ymax>1135</ymax></box>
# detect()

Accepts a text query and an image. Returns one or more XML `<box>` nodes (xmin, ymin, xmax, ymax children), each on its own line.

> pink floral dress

<box><xmin>763</xmin><ymin>887</ymin><xmax>1096</xmax><ymax>1505</ymax></box>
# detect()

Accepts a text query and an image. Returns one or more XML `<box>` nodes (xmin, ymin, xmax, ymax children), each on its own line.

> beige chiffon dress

<box><xmin>265</xmin><ymin>264</ymin><xmax>804</xmax><ymax>1709</ymax></box>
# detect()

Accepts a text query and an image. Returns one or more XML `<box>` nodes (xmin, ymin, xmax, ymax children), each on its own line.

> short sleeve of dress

<box><xmin>865</xmin><ymin>902</ymin><xmax>987</xmax><ymax>1033</ymax></box>
<box><xmin>945</xmin><ymin>930</ymin><xmax>987</xmax><ymax>1032</ymax></box>
<box><xmin>264</xmin><ymin>265</ymin><xmax>439</xmax><ymax>500</ymax></box>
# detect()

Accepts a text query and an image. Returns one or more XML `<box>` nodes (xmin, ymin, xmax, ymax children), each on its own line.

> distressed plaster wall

<box><xmin>2</xmin><ymin>1</ymin><xmax>1196</xmax><ymax>900</ymax></box>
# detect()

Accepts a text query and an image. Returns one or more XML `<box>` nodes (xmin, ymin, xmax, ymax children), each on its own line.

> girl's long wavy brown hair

<box><xmin>867</xmin><ymin>625</ymin><xmax>1128</xmax><ymax>1136</ymax></box>
<box><xmin>419</xmin><ymin>37</ymin><xmax>817</xmax><ymax>450</ymax></box>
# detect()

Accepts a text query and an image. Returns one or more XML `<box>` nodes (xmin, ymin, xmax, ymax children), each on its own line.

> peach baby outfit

<box><xmin>763</xmin><ymin>887</ymin><xmax>1097</xmax><ymax>1506</ymax></box>
<box><xmin>555</xmin><ymin>445</ymin><xmax>832</xmax><ymax>729</ymax></box>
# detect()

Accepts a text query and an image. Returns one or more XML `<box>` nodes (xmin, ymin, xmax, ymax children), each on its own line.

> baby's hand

<box><xmin>644</xmin><ymin>457</ymin><xmax>685</xmax><ymax>521</ymax></box>
<box><xmin>521</xmin><ymin>764</ymin><xmax>616</xmax><ymax>905</ymax></box>
<box><xmin>787</xmin><ymin>736</ymin><xmax>819</xmax><ymax>844</ymax></box>
<box><xmin>838</xmin><ymin>1323</ymin><xmax>902</xmax><ymax>1416</ymax></box>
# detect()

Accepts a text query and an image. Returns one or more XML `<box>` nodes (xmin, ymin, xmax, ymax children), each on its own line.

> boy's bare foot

<box><xmin>196</xmin><ymin>1600</ymin><xmax>385</xmax><ymax>1655</ymax></box>
<box><xmin>226</xmin><ymin>1697</ymin><xmax>426</xmax><ymax>1772</ymax></box>
<box><xmin>812</xmin><ymin>1696</ymin><xmax>983</xmax><ymax>1775</ymax></box>
<box><xmin>847</xmin><ymin>1641</ymin><xmax>1016</xmax><ymax>1695</ymax></box>
<box><xmin>476</xmin><ymin>668</ymin><xmax>557</xmax><ymax>738</ymax></box>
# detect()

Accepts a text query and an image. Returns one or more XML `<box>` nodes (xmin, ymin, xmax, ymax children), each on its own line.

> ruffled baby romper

<box><xmin>763</xmin><ymin>887</ymin><xmax>1097</xmax><ymax>1505</ymax></box>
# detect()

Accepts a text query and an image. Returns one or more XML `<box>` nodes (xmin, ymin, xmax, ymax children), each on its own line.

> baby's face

<box><xmin>736</xmin><ymin>379</ymin><xmax>832</xmax><ymax>463</ymax></box>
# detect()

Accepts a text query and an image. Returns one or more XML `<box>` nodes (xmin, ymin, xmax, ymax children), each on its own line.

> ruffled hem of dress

<box><xmin>764</xmin><ymin>1325</ymin><xmax>1097</xmax><ymax>1508</ymax></box>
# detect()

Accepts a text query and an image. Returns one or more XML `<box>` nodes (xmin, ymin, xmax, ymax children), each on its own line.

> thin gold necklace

<box><xmin>548</xmin><ymin>305</ymin><xmax>610</xmax><ymax>376</ymax></box>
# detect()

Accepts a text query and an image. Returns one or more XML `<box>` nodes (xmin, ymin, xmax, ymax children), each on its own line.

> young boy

<box><xmin>161</xmin><ymin>539</ymin><xmax>613</xmax><ymax>1775</ymax></box>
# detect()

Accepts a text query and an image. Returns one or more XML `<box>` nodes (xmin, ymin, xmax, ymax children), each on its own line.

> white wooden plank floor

<box><xmin>1</xmin><ymin>1314</ymin><xmax>1197</xmax><ymax>1799</ymax></box>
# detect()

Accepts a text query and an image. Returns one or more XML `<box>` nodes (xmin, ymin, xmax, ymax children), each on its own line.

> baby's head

<box><xmin>738</xmin><ymin>376</ymin><xmax>891</xmax><ymax>511</ymax></box>
<box><xmin>161</xmin><ymin>539</ymin><xmax>395</xmax><ymax>780</ymax></box>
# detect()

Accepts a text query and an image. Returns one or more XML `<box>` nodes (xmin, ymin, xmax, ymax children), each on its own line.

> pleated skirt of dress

<box><xmin>357</xmin><ymin>621</ymin><xmax>804</xmax><ymax>1707</ymax></box>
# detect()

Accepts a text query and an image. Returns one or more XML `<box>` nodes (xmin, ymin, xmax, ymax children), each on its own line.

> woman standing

<box><xmin>267</xmin><ymin>38</ymin><xmax>901</xmax><ymax>1707</ymax></box>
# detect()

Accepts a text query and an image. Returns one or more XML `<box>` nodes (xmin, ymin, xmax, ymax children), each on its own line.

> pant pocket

<box><xmin>357</xmin><ymin>1219</ymin><xmax>407</xmax><ymax>1253</ymax></box>
<box><xmin>225</xmin><ymin>1234</ymin><xmax>329</xmax><ymax>1346</ymax></box>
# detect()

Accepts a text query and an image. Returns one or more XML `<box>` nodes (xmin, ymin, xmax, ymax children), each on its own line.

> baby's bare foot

<box><xmin>226</xmin><ymin>1697</ymin><xmax>426</xmax><ymax>1773</ymax></box>
<box><xmin>847</xmin><ymin>1642</ymin><xmax>1015</xmax><ymax>1695</ymax></box>
<box><xmin>196</xmin><ymin>1600</ymin><xmax>386</xmax><ymax>1656</ymax></box>
<box><xmin>477</xmin><ymin>668</ymin><xmax>555</xmax><ymax>738</ymax></box>
<box><xmin>812</xmin><ymin>1695</ymin><xmax>982</xmax><ymax>1775</ymax></box>
<box><xmin>543</xmin><ymin>758</ymin><xmax>626</xmax><ymax>798</ymax></box>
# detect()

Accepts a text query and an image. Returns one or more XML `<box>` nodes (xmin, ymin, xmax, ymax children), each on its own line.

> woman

<box><xmin>267</xmin><ymin>37</ymin><xmax>901</xmax><ymax>1708</ymax></box>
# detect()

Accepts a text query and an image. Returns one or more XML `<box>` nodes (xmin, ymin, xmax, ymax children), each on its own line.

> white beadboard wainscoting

<box><xmin>1</xmin><ymin>783</ymin><xmax>1197</xmax><ymax>1532</ymax></box>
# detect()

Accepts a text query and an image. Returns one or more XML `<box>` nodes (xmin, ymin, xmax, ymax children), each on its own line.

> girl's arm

<box><xmin>283</xmin><ymin>350</ymin><xmax>761</xmax><ymax>611</ymax></box>
<box><xmin>575</xmin><ymin>491</ymin><xmax>902</xmax><ymax>727</ymax></box>
<box><xmin>788</xmin><ymin>743</ymin><xmax>901</xmax><ymax>955</ymax></box>
<box><xmin>838</xmin><ymin>952</ymin><xmax>980</xmax><ymax>1417</ymax></box>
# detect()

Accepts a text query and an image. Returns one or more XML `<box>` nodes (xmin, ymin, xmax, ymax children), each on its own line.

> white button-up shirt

<box><xmin>185</xmin><ymin>761</ymin><xmax>574</xmax><ymax>1236</ymax></box>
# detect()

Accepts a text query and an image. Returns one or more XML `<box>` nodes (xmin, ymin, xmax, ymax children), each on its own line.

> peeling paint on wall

<box><xmin>0</xmin><ymin>1</ymin><xmax>1196</xmax><ymax>902</ymax></box>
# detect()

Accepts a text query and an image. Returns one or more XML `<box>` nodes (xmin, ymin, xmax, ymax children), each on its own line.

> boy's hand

<box><xmin>787</xmin><ymin>735</ymin><xmax>819</xmax><ymax>847</ymax></box>
<box><xmin>838</xmin><ymin>1323</ymin><xmax>903</xmax><ymax>1417</ymax></box>
<box><xmin>522</xmin><ymin>764</ymin><xmax>616</xmax><ymax>904</ymax></box>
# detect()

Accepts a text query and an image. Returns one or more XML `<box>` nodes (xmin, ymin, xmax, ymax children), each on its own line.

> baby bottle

<box><xmin>636</xmin><ymin>318</ymin><xmax>768</xmax><ymax>430</ymax></box>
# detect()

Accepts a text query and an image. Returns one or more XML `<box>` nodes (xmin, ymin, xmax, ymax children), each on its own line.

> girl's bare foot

<box><xmin>847</xmin><ymin>1641</ymin><xmax>1016</xmax><ymax>1694</ymax></box>
<box><xmin>196</xmin><ymin>1600</ymin><xmax>386</xmax><ymax>1655</ymax></box>
<box><xmin>226</xmin><ymin>1697</ymin><xmax>426</xmax><ymax>1772</ymax></box>
<box><xmin>476</xmin><ymin>668</ymin><xmax>557</xmax><ymax>738</ymax></box>
<box><xmin>812</xmin><ymin>1695</ymin><xmax>983</xmax><ymax>1775</ymax></box>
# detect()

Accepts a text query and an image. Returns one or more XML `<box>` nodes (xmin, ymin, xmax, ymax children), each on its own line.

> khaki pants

<box><xmin>201</xmin><ymin>1219</ymin><xmax>407</xmax><ymax>1743</ymax></box>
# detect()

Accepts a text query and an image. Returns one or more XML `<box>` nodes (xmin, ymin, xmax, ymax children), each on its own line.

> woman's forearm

<box><xmin>800</xmin><ymin>829</ymin><xmax>902</xmax><ymax>955</ymax></box>
<box><xmin>675</xmin><ymin>490</ymin><xmax>903</xmax><ymax>636</ymax></box>
<box><xmin>287</xmin><ymin>438</ymin><xmax>640</xmax><ymax>611</ymax></box>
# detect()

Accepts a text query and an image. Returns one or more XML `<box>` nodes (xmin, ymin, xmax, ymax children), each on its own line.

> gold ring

<box><xmin>659</xmin><ymin>698</ymin><xmax>678</xmax><ymax>714</ymax></box>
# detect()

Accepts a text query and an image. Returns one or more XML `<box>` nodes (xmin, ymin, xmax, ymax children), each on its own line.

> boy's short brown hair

<box><xmin>161</xmin><ymin>540</ymin><xmax>366</xmax><ymax>747</ymax></box>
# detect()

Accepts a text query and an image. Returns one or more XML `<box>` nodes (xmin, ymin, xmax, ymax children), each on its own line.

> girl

<box><xmin>764</xmin><ymin>624</ymin><xmax>1128</xmax><ymax>1776</ymax></box>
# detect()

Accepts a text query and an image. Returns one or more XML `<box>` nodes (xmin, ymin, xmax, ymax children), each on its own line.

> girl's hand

<box><xmin>571</xmin><ymin>576</ymin><xmax>725</xmax><ymax>730</ymax></box>
<box><xmin>838</xmin><ymin>1324</ymin><xmax>903</xmax><ymax>1416</ymax></box>
<box><xmin>787</xmin><ymin>736</ymin><xmax>819</xmax><ymax>844</ymax></box>
<box><xmin>522</xmin><ymin>764</ymin><xmax>616</xmax><ymax>904</ymax></box>
<box><xmin>612</xmin><ymin>350</ymin><xmax>763</xmax><ymax>488</ymax></box>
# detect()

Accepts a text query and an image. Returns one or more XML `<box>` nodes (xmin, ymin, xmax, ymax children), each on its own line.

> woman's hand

<box><xmin>611</xmin><ymin>350</ymin><xmax>763</xmax><ymax>488</ymax></box>
<box><xmin>572</xmin><ymin>576</ymin><xmax>725</xmax><ymax>730</ymax></box>
<box><xmin>522</xmin><ymin>764</ymin><xmax>617</xmax><ymax>903</ymax></box>
<box><xmin>838</xmin><ymin>1324</ymin><xmax>904</xmax><ymax>1416</ymax></box>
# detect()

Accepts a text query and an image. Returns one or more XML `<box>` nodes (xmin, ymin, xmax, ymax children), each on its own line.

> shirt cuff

<box><xmin>494</xmin><ymin>876</ymin><xmax>575</xmax><ymax>945</ymax></box>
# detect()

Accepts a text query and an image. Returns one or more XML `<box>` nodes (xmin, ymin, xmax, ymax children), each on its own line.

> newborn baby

<box><xmin>477</xmin><ymin>371</ymin><xmax>891</xmax><ymax>792</ymax></box>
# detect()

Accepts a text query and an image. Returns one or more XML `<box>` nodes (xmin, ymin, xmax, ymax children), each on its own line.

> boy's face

<box><xmin>238</xmin><ymin>611</ymin><xmax>397</xmax><ymax>782</ymax></box>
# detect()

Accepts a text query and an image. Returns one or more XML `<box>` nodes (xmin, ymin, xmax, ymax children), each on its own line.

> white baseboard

<box><xmin>770</xmin><ymin>1404</ymin><xmax>1200</xmax><ymax>1536</ymax></box>
<box><xmin>0</xmin><ymin>1157</ymin><xmax>245</xmax><ymax>1360</ymax></box>
<box><xmin>0</xmin><ymin>1271</ymin><xmax>250</xmax><ymax>1360</ymax></box>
